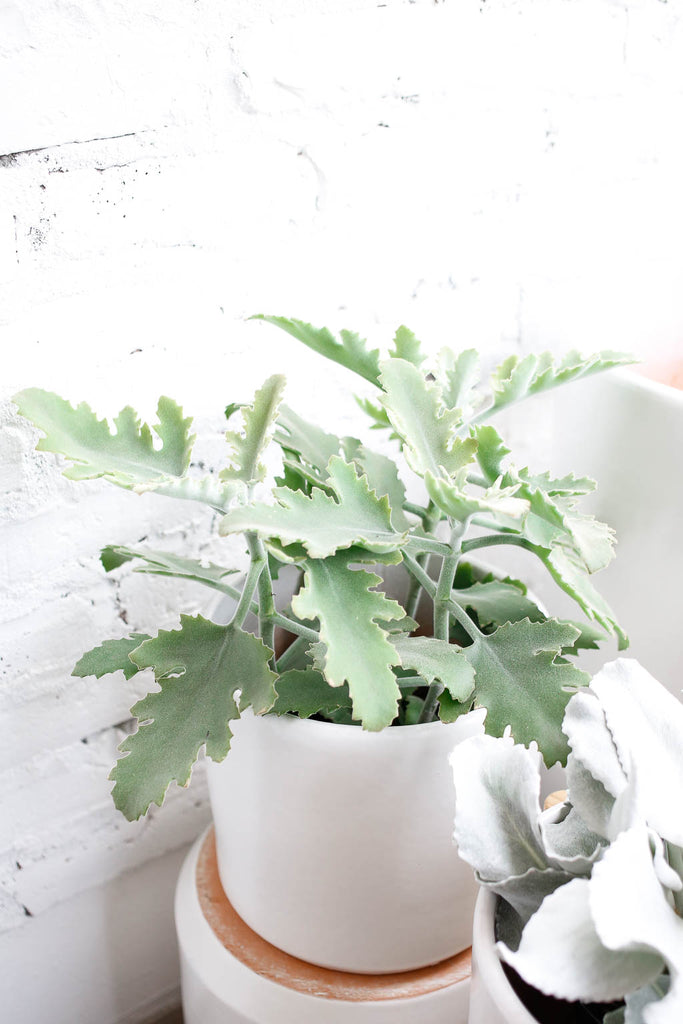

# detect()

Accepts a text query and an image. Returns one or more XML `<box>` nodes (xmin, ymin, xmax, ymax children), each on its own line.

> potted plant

<box><xmin>454</xmin><ymin>657</ymin><xmax>683</xmax><ymax>1024</ymax></box>
<box><xmin>13</xmin><ymin>318</ymin><xmax>630</xmax><ymax>974</ymax></box>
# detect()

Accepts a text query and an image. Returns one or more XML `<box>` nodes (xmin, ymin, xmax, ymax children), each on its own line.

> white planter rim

<box><xmin>617</xmin><ymin>366</ymin><xmax>683</xmax><ymax>406</ymax></box>
<box><xmin>247</xmin><ymin>706</ymin><xmax>486</xmax><ymax>742</ymax></box>
<box><xmin>471</xmin><ymin>888</ymin><xmax>536</xmax><ymax>1024</ymax></box>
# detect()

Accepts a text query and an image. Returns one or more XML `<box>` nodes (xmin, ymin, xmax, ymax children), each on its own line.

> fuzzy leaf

<box><xmin>390</xmin><ymin>635</ymin><xmax>475</xmax><ymax>701</ymax></box>
<box><xmin>438</xmin><ymin>690</ymin><xmax>473</xmax><ymax>723</ymax></box>
<box><xmin>379</xmin><ymin>359</ymin><xmax>477</xmax><ymax>478</ymax></box>
<box><xmin>219</xmin><ymin>456</ymin><xmax>406</xmax><ymax>558</ymax></box>
<box><xmin>544</xmin><ymin>547</ymin><xmax>627</xmax><ymax>648</ymax></box>
<box><xmin>450</xmin><ymin>579</ymin><xmax>545</xmax><ymax>629</ymax></box>
<box><xmin>520</xmin><ymin>469</ymin><xmax>596</xmax><ymax>498</ymax></box>
<box><xmin>389</xmin><ymin>325</ymin><xmax>425</xmax><ymax>366</ymax></box>
<box><xmin>499</xmin><ymin>877</ymin><xmax>664</xmax><ymax>1004</ymax></box>
<box><xmin>271</xmin><ymin>669</ymin><xmax>351</xmax><ymax>718</ymax></box>
<box><xmin>274</xmin><ymin>405</ymin><xmax>340</xmax><ymax>478</ymax></box>
<box><xmin>538</xmin><ymin>802</ymin><xmax>605</xmax><ymax>874</ymax></box>
<box><xmin>437</xmin><ymin>348</ymin><xmax>480</xmax><ymax>412</ymax></box>
<box><xmin>111</xmin><ymin>616</ymin><xmax>277</xmax><ymax>819</ymax></box>
<box><xmin>220</xmin><ymin>375</ymin><xmax>286</xmax><ymax>484</ymax></box>
<box><xmin>487</xmin><ymin>350</ymin><xmax>634</xmax><ymax>416</ymax></box>
<box><xmin>590</xmin><ymin>660</ymin><xmax>683</xmax><ymax>848</ymax></box>
<box><xmin>473</xmin><ymin>424</ymin><xmax>511</xmax><ymax>482</ymax></box>
<box><xmin>291</xmin><ymin>553</ymin><xmax>404</xmax><ymax>730</ymax></box>
<box><xmin>253</xmin><ymin>316</ymin><xmax>382</xmax><ymax>386</ymax></box>
<box><xmin>426</xmin><ymin>468</ymin><xmax>529</xmax><ymax>525</ymax></box>
<box><xmin>73</xmin><ymin>634</ymin><xmax>150</xmax><ymax>681</ymax></box>
<box><xmin>13</xmin><ymin>390</ymin><xmax>194</xmax><ymax>488</ymax></box>
<box><xmin>341</xmin><ymin>438</ymin><xmax>410</xmax><ymax>530</ymax></box>
<box><xmin>464</xmin><ymin>618</ymin><xmax>589</xmax><ymax>767</ymax></box>
<box><xmin>452</xmin><ymin>734</ymin><xmax>548</xmax><ymax>881</ymax></box>
<box><xmin>100</xmin><ymin>545</ymin><xmax>239</xmax><ymax>594</ymax></box>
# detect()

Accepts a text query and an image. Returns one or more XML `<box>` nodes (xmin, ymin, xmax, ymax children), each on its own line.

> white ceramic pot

<box><xmin>467</xmin><ymin>889</ymin><xmax>536</xmax><ymax>1024</ymax></box>
<box><xmin>551</xmin><ymin>369</ymin><xmax>683</xmax><ymax>695</ymax></box>
<box><xmin>176</xmin><ymin>827</ymin><xmax>473</xmax><ymax>1024</ymax></box>
<box><xmin>206</xmin><ymin>707</ymin><xmax>485</xmax><ymax>974</ymax></box>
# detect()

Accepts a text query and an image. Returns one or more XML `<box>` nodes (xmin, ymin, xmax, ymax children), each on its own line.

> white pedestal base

<box><xmin>175</xmin><ymin>829</ymin><xmax>472</xmax><ymax>1024</ymax></box>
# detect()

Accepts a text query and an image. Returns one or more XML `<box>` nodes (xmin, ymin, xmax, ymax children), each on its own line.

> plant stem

<box><xmin>404</xmin><ymin>502</ymin><xmax>444</xmax><ymax>621</ymax></box>
<box><xmin>403</xmin><ymin>552</ymin><xmax>437</xmax><ymax>600</ymax></box>
<box><xmin>462</xmin><ymin>533</ymin><xmax>540</xmax><ymax>556</ymax></box>
<box><xmin>404</xmin><ymin>535</ymin><xmax>451</xmax><ymax>557</ymax></box>
<box><xmin>419</xmin><ymin>522</ymin><xmax>467</xmax><ymax>724</ymax></box>
<box><xmin>247</xmin><ymin>534</ymin><xmax>277</xmax><ymax>666</ymax></box>
<box><xmin>403</xmin><ymin>501</ymin><xmax>429</xmax><ymax>521</ymax></box>
<box><xmin>271</xmin><ymin>615</ymin><xmax>319</xmax><ymax>644</ymax></box>
<box><xmin>229</xmin><ymin>543</ymin><xmax>266</xmax><ymax>630</ymax></box>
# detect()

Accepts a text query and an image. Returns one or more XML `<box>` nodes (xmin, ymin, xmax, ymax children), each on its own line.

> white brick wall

<box><xmin>2</xmin><ymin>1</ymin><xmax>682</xmax><ymax>1020</ymax></box>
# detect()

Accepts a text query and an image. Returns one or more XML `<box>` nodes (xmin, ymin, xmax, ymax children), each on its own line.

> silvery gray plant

<box><xmin>452</xmin><ymin>659</ymin><xmax>683</xmax><ymax>1024</ymax></box>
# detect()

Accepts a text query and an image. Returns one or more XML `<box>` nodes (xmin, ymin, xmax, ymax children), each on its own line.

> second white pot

<box><xmin>206</xmin><ymin>707</ymin><xmax>485</xmax><ymax>974</ymax></box>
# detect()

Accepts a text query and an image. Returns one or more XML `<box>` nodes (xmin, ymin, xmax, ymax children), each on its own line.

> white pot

<box><xmin>467</xmin><ymin>889</ymin><xmax>536</xmax><ymax>1024</ymax></box>
<box><xmin>176</xmin><ymin>827</ymin><xmax>473</xmax><ymax>1024</ymax></box>
<box><xmin>551</xmin><ymin>369</ymin><xmax>683</xmax><ymax>695</ymax></box>
<box><xmin>206</xmin><ymin>707</ymin><xmax>485</xmax><ymax>974</ymax></box>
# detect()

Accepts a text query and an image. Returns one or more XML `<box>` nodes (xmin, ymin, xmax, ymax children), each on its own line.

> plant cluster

<box><xmin>452</xmin><ymin>659</ymin><xmax>683</xmax><ymax>1024</ymax></box>
<box><xmin>14</xmin><ymin>318</ymin><xmax>629</xmax><ymax>820</ymax></box>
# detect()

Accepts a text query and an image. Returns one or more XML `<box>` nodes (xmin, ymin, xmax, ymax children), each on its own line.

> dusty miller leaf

<box><xmin>379</xmin><ymin>359</ymin><xmax>477</xmax><ymax>477</ymax></box>
<box><xmin>253</xmin><ymin>316</ymin><xmax>382</xmax><ymax>386</ymax></box>
<box><xmin>13</xmin><ymin>390</ymin><xmax>194</xmax><ymax>488</ymax></box>
<box><xmin>219</xmin><ymin>456</ymin><xmax>406</xmax><ymax>558</ymax></box>
<box><xmin>291</xmin><ymin>552</ymin><xmax>404</xmax><ymax>730</ymax></box>
<box><xmin>464</xmin><ymin>618</ymin><xmax>589</xmax><ymax>767</ymax></box>
<box><xmin>73</xmin><ymin>634</ymin><xmax>150</xmax><ymax>681</ymax></box>
<box><xmin>111</xmin><ymin>616</ymin><xmax>277</xmax><ymax>819</ymax></box>
<box><xmin>220</xmin><ymin>374</ymin><xmax>286</xmax><ymax>484</ymax></box>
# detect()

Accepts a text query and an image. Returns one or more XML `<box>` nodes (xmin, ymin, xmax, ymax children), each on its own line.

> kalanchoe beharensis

<box><xmin>452</xmin><ymin>658</ymin><xmax>683</xmax><ymax>1024</ymax></box>
<box><xmin>14</xmin><ymin>319</ymin><xmax>631</xmax><ymax>819</ymax></box>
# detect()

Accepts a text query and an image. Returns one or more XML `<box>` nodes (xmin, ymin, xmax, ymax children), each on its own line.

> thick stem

<box><xmin>462</xmin><ymin>533</ymin><xmax>540</xmax><ymax>556</ymax></box>
<box><xmin>247</xmin><ymin>534</ymin><xmax>277</xmax><ymax>666</ymax></box>
<box><xmin>419</xmin><ymin>522</ymin><xmax>467</xmax><ymax>724</ymax></box>
<box><xmin>229</xmin><ymin>544</ymin><xmax>266</xmax><ymax>630</ymax></box>
<box><xmin>404</xmin><ymin>502</ymin><xmax>444</xmax><ymax>621</ymax></box>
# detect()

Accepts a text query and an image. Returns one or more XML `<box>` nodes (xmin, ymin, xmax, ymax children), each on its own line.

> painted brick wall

<box><xmin>2</xmin><ymin>1</ymin><xmax>682</xmax><ymax>1021</ymax></box>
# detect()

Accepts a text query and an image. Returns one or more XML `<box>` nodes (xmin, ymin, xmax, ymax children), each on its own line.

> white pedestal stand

<box><xmin>175</xmin><ymin>829</ymin><xmax>472</xmax><ymax>1024</ymax></box>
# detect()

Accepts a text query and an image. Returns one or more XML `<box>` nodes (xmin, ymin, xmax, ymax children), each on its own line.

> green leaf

<box><xmin>73</xmin><ymin>633</ymin><xmax>150</xmax><ymax>681</ymax></box>
<box><xmin>111</xmin><ymin>616</ymin><xmax>277</xmax><ymax>819</ymax></box>
<box><xmin>13</xmin><ymin>390</ymin><xmax>194</xmax><ymax>488</ymax></box>
<box><xmin>389</xmin><ymin>325</ymin><xmax>425</xmax><ymax>367</ymax></box>
<box><xmin>275</xmin><ymin>405</ymin><xmax>340</xmax><ymax>478</ymax></box>
<box><xmin>437</xmin><ymin>690</ymin><xmax>474</xmax><ymax>723</ymax></box>
<box><xmin>271</xmin><ymin>669</ymin><xmax>351</xmax><ymax>718</ymax></box>
<box><xmin>100</xmin><ymin>545</ymin><xmax>239</xmax><ymax>594</ymax></box>
<box><xmin>341</xmin><ymin>437</ymin><xmax>410</xmax><ymax>530</ymax></box>
<box><xmin>436</xmin><ymin>348</ymin><xmax>480</xmax><ymax>411</ymax></box>
<box><xmin>426</xmin><ymin>468</ymin><xmax>529</xmax><ymax>524</ymax></box>
<box><xmin>379</xmin><ymin>359</ymin><xmax>477</xmax><ymax>478</ymax></box>
<box><xmin>390</xmin><ymin>635</ymin><xmax>475</xmax><ymax>700</ymax></box>
<box><xmin>557</xmin><ymin>620</ymin><xmax>606</xmax><ymax>656</ymax></box>
<box><xmin>451</xmin><ymin>579</ymin><xmax>545</xmax><ymax>629</ymax></box>
<box><xmin>487</xmin><ymin>350</ymin><xmax>634</xmax><ymax>416</ymax></box>
<box><xmin>291</xmin><ymin>553</ymin><xmax>404</xmax><ymax>730</ymax></box>
<box><xmin>544</xmin><ymin>548</ymin><xmax>627</xmax><ymax>648</ymax></box>
<box><xmin>519</xmin><ymin>473</ymin><xmax>616</xmax><ymax>574</ymax></box>
<box><xmin>473</xmin><ymin>424</ymin><xmax>511</xmax><ymax>483</ymax></box>
<box><xmin>253</xmin><ymin>316</ymin><xmax>382</xmax><ymax>386</ymax></box>
<box><xmin>464</xmin><ymin>618</ymin><xmax>590</xmax><ymax>767</ymax></box>
<box><xmin>219</xmin><ymin>456</ymin><xmax>406</xmax><ymax>558</ymax></box>
<box><xmin>355</xmin><ymin>394</ymin><xmax>395</xmax><ymax>432</ymax></box>
<box><xmin>519</xmin><ymin>469</ymin><xmax>595</xmax><ymax>498</ymax></box>
<box><xmin>220</xmin><ymin>374</ymin><xmax>286</xmax><ymax>485</ymax></box>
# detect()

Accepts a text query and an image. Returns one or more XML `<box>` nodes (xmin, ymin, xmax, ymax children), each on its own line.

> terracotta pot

<box><xmin>176</xmin><ymin>827</ymin><xmax>473</xmax><ymax>1024</ymax></box>
<box><xmin>206</xmin><ymin>706</ymin><xmax>485</xmax><ymax>973</ymax></box>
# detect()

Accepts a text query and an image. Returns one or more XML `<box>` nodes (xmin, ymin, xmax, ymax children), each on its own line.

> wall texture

<box><xmin>2</xmin><ymin>1</ymin><xmax>682</xmax><ymax>1021</ymax></box>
